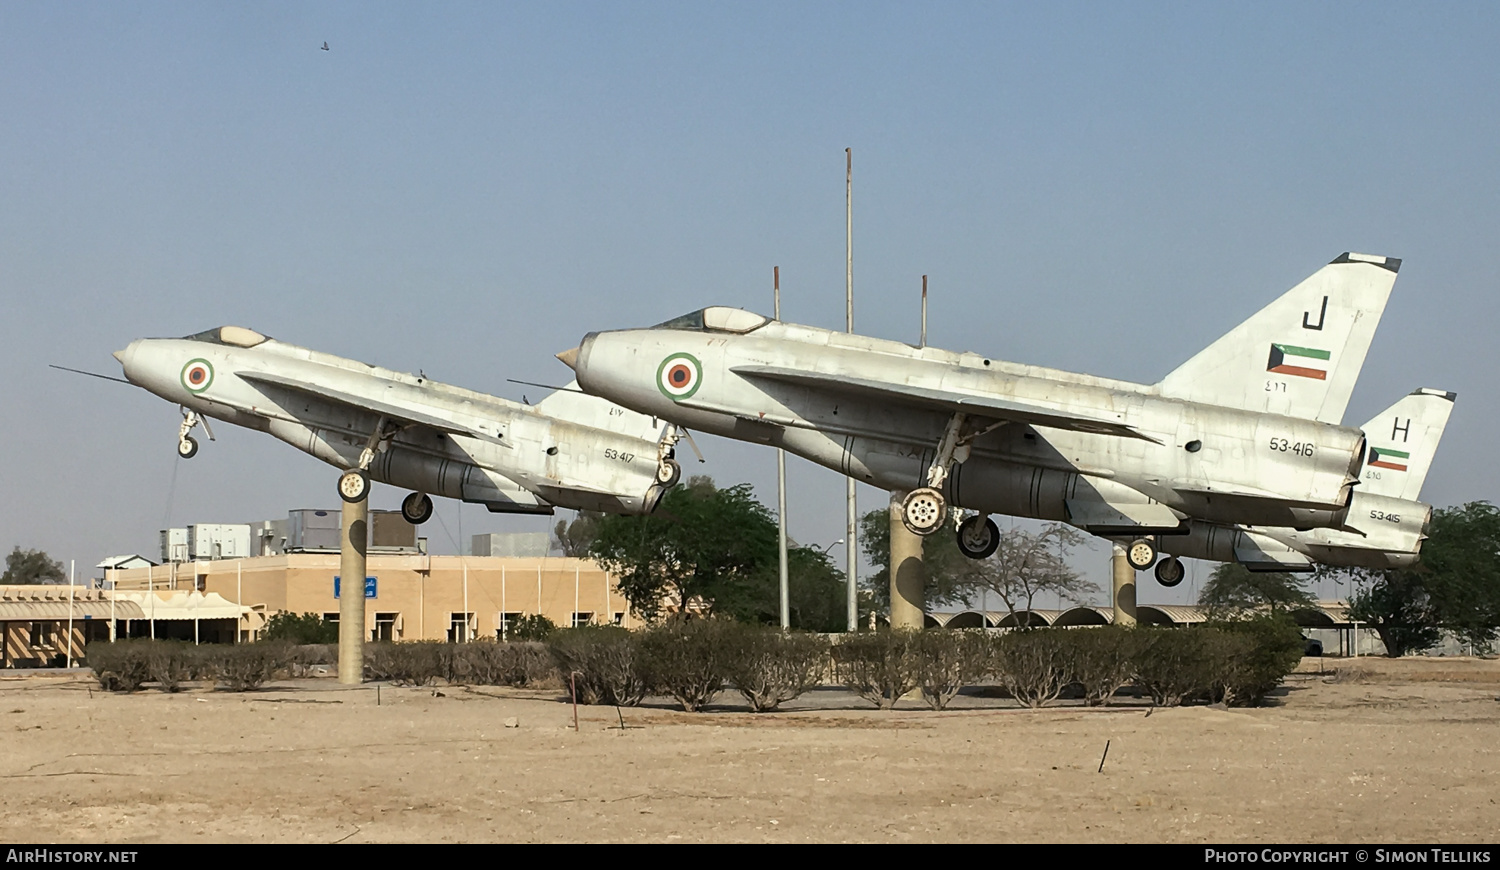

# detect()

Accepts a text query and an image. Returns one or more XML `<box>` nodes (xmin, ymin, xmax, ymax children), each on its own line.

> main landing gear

<box><xmin>1114</xmin><ymin>533</ymin><xmax>1185</xmax><ymax>587</ymax></box>
<box><xmin>1154</xmin><ymin>555</ymin><xmax>1185</xmax><ymax>587</ymax></box>
<box><xmin>956</xmin><ymin>514</ymin><xmax>1001</xmax><ymax>560</ymax></box>
<box><xmin>401</xmin><ymin>491</ymin><xmax>434</xmax><ymax>525</ymax></box>
<box><xmin>901</xmin><ymin>412</ymin><xmax>982</xmax><ymax>536</ymax></box>
<box><xmin>175</xmin><ymin>408</ymin><xmax>214</xmax><ymax>459</ymax></box>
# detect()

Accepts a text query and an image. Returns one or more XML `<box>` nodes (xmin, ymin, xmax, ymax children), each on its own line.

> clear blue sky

<box><xmin>3</xmin><ymin>3</ymin><xmax>1496</xmax><ymax>605</ymax></box>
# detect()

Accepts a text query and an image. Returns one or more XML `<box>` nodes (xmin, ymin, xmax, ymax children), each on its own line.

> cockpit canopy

<box><xmin>182</xmin><ymin>326</ymin><xmax>270</xmax><ymax>348</ymax></box>
<box><xmin>653</xmin><ymin>307</ymin><xmax>769</xmax><ymax>334</ymax></box>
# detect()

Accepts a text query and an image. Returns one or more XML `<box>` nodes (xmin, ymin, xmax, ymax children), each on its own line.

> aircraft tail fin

<box><xmin>1156</xmin><ymin>253</ymin><xmax>1399</xmax><ymax>422</ymax></box>
<box><xmin>1358</xmin><ymin>388</ymin><xmax>1456</xmax><ymax>501</ymax></box>
<box><xmin>533</xmin><ymin>381</ymin><xmax>662</xmax><ymax>441</ymax></box>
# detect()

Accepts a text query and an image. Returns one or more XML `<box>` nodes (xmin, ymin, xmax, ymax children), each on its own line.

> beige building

<box><xmin>0</xmin><ymin>585</ymin><xmax>138</xmax><ymax>667</ymax></box>
<box><xmin>103</xmin><ymin>554</ymin><xmax>631</xmax><ymax>642</ymax></box>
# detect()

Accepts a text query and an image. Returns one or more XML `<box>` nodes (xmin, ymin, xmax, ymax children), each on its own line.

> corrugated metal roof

<box><xmin>0</xmin><ymin>600</ymin><xmax>145</xmax><ymax>620</ymax></box>
<box><xmin>1138</xmin><ymin>604</ymin><xmax>1208</xmax><ymax>624</ymax></box>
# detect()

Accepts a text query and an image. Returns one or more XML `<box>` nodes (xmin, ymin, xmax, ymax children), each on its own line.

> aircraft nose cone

<box><xmin>113</xmin><ymin>340</ymin><xmax>141</xmax><ymax>384</ymax></box>
<box><xmin>555</xmin><ymin>346</ymin><xmax>580</xmax><ymax>371</ymax></box>
<box><xmin>112</xmin><ymin>350</ymin><xmax>125</xmax><ymax>364</ymax></box>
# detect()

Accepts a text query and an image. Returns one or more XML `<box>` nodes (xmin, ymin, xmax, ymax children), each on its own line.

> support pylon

<box><xmin>889</xmin><ymin>491</ymin><xmax>926</xmax><ymax>630</ymax></box>
<box><xmin>338</xmin><ymin>495</ymin><xmax>369</xmax><ymax>684</ymax></box>
<box><xmin>1111</xmin><ymin>544</ymin><xmax>1137</xmax><ymax>627</ymax></box>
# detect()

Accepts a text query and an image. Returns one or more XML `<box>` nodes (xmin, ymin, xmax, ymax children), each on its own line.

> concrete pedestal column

<box><xmin>1111</xmin><ymin>544</ymin><xmax>1137</xmax><ymax>627</ymax></box>
<box><xmin>338</xmin><ymin>496</ymin><xmax>369</xmax><ymax>684</ymax></box>
<box><xmin>889</xmin><ymin>491</ymin><xmax>926</xmax><ymax>630</ymax></box>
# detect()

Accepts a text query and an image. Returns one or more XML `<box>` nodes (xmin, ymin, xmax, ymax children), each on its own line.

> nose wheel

<box><xmin>338</xmin><ymin>468</ymin><xmax>371</xmax><ymax>503</ymax></box>
<box><xmin>1125</xmin><ymin>537</ymin><xmax>1158</xmax><ymax>571</ymax></box>
<box><xmin>401</xmin><ymin>491</ymin><xmax>434</xmax><ymax>524</ymax></box>
<box><xmin>657</xmin><ymin>458</ymin><xmax>682</xmax><ymax>487</ymax></box>
<box><xmin>901</xmin><ymin>487</ymin><xmax>948</xmax><ymax>536</ymax></box>
<box><xmin>174</xmin><ymin>408</ymin><xmax>214</xmax><ymax>459</ymax></box>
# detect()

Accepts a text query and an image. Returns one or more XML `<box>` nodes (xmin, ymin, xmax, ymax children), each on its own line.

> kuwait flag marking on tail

<box><xmin>1369</xmin><ymin>447</ymin><xmax>1410</xmax><ymax>472</ymax></box>
<box><xmin>1266</xmin><ymin>344</ymin><xmax>1331</xmax><ymax>380</ymax></box>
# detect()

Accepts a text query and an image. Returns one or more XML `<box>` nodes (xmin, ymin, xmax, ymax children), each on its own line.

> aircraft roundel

<box><xmin>657</xmin><ymin>352</ymin><xmax>702</xmax><ymax>400</ymax></box>
<box><xmin>181</xmin><ymin>358</ymin><xmax>214</xmax><ymax>394</ymax></box>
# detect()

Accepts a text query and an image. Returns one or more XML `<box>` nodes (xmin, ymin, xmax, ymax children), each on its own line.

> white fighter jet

<box><xmin>113</xmin><ymin>325</ymin><xmax>683</xmax><ymax>522</ymax></box>
<box><xmin>1150</xmin><ymin>387</ymin><xmax>1455</xmax><ymax>584</ymax></box>
<box><xmin>559</xmin><ymin>253</ymin><xmax>1403</xmax><ymax>575</ymax></box>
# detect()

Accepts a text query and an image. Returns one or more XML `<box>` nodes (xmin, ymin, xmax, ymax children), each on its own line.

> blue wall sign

<box><xmin>333</xmin><ymin>576</ymin><xmax>378</xmax><ymax>599</ymax></box>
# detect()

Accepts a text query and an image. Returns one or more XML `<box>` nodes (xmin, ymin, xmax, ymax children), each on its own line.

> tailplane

<box><xmin>1156</xmin><ymin>253</ymin><xmax>1399</xmax><ymax>422</ymax></box>
<box><xmin>1358</xmin><ymin>388</ymin><xmax>1456</xmax><ymax>501</ymax></box>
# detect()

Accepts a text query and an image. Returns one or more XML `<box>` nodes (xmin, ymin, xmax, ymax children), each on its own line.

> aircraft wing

<box><xmin>237</xmin><ymin>371</ymin><xmax>510</xmax><ymax>446</ymax></box>
<box><xmin>730</xmin><ymin>365</ymin><xmax>1159</xmax><ymax>443</ymax></box>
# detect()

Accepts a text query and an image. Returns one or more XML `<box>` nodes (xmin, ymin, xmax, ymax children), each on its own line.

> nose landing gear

<box><xmin>175</xmin><ymin>408</ymin><xmax>214</xmax><ymax>459</ymax></box>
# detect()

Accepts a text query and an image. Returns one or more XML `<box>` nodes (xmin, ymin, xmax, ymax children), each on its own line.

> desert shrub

<box><xmin>638</xmin><ymin>619</ymin><xmax>743</xmax><ymax>712</ymax></box>
<box><xmin>1131</xmin><ymin>628</ymin><xmax>1220</xmax><ymax>707</ymax></box>
<box><xmin>445</xmin><ymin>640</ymin><xmax>556</xmax><ymax>687</ymax></box>
<box><xmin>1210</xmin><ymin>614</ymin><xmax>1305</xmax><ymax>706</ymax></box>
<box><xmin>991</xmin><ymin>629</ymin><xmax>1073</xmax><ymax>708</ymax></box>
<box><xmin>262</xmin><ymin>612</ymin><xmax>339</xmax><ymax>644</ymax></box>
<box><xmin>143</xmin><ymin>641</ymin><xmax>201</xmax><ymax>692</ymax></box>
<box><xmin>724</xmin><ymin>627</ymin><xmax>830</xmax><ymax>712</ymax></box>
<box><xmin>915</xmin><ymin>630</ymin><xmax>991</xmax><ymax>711</ymax></box>
<box><xmin>548</xmin><ymin>626</ymin><xmax>646</xmax><ymax>706</ymax></box>
<box><xmin>86</xmin><ymin>640</ymin><xmax>152</xmax><ymax>692</ymax></box>
<box><xmin>1068</xmin><ymin>626</ymin><xmax>1147</xmax><ymax>706</ymax></box>
<box><xmin>832</xmin><ymin>630</ymin><xmax>921</xmax><ymax>709</ymax></box>
<box><xmin>364</xmin><ymin>641</ymin><xmax>445</xmax><ymax>686</ymax></box>
<box><xmin>285</xmin><ymin>643</ymin><xmax>336</xmax><ymax>677</ymax></box>
<box><xmin>505</xmin><ymin>614</ymin><xmax>557</xmax><ymax>642</ymax></box>
<box><xmin>209</xmin><ymin>643</ymin><xmax>284</xmax><ymax>691</ymax></box>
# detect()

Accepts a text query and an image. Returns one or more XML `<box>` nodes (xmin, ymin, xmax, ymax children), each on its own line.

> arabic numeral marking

<box><xmin>602</xmin><ymin>448</ymin><xmax>634</xmax><ymax>463</ymax></box>
<box><xmin>1366</xmin><ymin>470</ymin><xmax>1382</xmax><ymax>480</ymax></box>
<box><xmin>1268</xmin><ymin>438</ymin><xmax>1315</xmax><ymax>457</ymax></box>
<box><xmin>1265</xmin><ymin>380</ymin><xmax>1287</xmax><ymax>392</ymax></box>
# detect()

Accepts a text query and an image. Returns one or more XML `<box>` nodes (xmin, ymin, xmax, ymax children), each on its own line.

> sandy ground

<box><xmin>1</xmin><ymin>656</ymin><xmax>1497</xmax><ymax>843</ymax></box>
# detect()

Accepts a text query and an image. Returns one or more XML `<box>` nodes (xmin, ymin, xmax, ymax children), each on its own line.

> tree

<box><xmin>587</xmin><ymin>477</ymin><xmax>779</xmax><ymax>623</ymax></box>
<box><xmin>553</xmin><ymin>510</ymin><xmax>603</xmax><ymax>557</ymax></box>
<box><xmin>1323</xmin><ymin>502</ymin><xmax>1500</xmax><ymax>656</ymax></box>
<box><xmin>2</xmin><ymin>547</ymin><xmax>66</xmax><ymax>585</ymax></box>
<box><xmin>1198</xmin><ymin>562</ymin><xmax>1315</xmax><ymax>619</ymax></box>
<box><xmin>960</xmin><ymin>523</ymin><xmax>1098</xmax><ymax>625</ymax></box>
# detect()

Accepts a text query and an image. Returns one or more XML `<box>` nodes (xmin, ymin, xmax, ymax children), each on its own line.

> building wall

<box><xmin>105</xmin><ymin>555</ymin><xmax>628</xmax><ymax>641</ymax></box>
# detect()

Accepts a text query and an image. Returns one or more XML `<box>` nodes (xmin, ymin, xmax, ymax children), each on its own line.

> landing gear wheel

<box><xmin>901</xmin><ymin>487</ymin><xmax>948</xmax><ymax>536</ymax></box>
<box><xmin>1126</xmin><ymin>537</ymin><xmax>1158</xmax><ymax>571</ymax></box>
<box><xmin>401</xmin><ymin>491</ymin><xmax>434</xmax><ymax>525</ymax></box>
<box><xmin>657</xmin><ymin>458</ymin><xmax>682</xmax><ymax>487</ymax></box>
<box><xmin>338</xmin><ymin>468</ymin><xmax>371</xmax><ymax>503</ymax></box>
<box><xmin>177</xmin><ymin>436</ymin><xmax>198</xmax><ymax>460</ymax></box>
<box><xmin>1154</xmin><ymin>555</ymin><xmax>1185</xmax><ymax>587</ymax></box>
<box><xmin>956</xmin><ymin>515</ymin><xmax>1000</xmax><ymax>560</ymax></box>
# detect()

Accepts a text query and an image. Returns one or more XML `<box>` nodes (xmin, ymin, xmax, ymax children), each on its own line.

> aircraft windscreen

<box><xmin>182</xmin><ymin>326</ymin><xmax>270</xmax><ymax>347</ymax></box>
<box><xmin>652</xmin><ymin>307</ymin><xmax>767</xmax><ymax>334</ymax></box>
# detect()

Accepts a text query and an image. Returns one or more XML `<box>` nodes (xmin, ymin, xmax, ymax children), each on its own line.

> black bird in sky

<box><xmin>321</xmin><ymin>42</ymin><xmax>329</xmax><ymax>51</ymax></box>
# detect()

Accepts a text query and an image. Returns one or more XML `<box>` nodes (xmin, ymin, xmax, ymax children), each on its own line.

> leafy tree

<box><xmin>505</xmin><ymin>613</ymin><xmax>557</xmax><ymax>641</ymax></box>
<box><xmin>553</xmin><ymin>510</ymin><xmax>603</xmax><ymax>557</ymax></box>
<box><xmin>1323</xmin><ymin>502</ymin><xmax>1500</xmax><ymax>656</ymax></box>
<box><xmin>2</xmin><ymin>547</ymin><xmax>66</xmax><ymax>585</ymax></box>
<box><xmin>714</xmin><ymin>544</ymin><xmax>848</xmax><ymax>633</ymax></box>
<box><xmin>1198</xmin><ymin>562</ymin><xmax>1315</xmax><ymax>619</ymax></box>
<box><xmin>588</xmin><ymin>477</ymin><xmax>779</xmax><ymax>622</ymax></box>
<box><xmin>261</xmin><ymin>612</ymin><xmax>339</xmax><ymax>644</ymax></box>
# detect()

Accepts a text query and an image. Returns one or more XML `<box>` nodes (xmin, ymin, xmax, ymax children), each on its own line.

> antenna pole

<box><xmin>921</xmin><ymin>275</ymin><xmax>928</xmax><ymax>348</ymax></box>
<box><xmin>776</xmin><ymin>266</ymin><xmax>790</xmax><ymax>630</ymax></box>
<box><xmin>845</xmin><ymin>148</ymin><xmax>858</xmax><ymax>632</ymax></box>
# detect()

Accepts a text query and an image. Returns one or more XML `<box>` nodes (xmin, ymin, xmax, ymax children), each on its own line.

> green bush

<box><xmin>1210</xmin><ymin>614</ymin><xmax>1305</xmax><ymax>706</ymax></box>
<box><xmin>1067</xmin><ymin>625</ymin><xmax>1147</xmax><ymax>706</ymax></box>
<box><xmin>638</xmin><ymin>619</ymin><xmax>742</xmax><ymax>712</ymax></box>
<box><xmin>832</xmin><ymin>630</ymin><xmax>921</xmax><ymax>709</ymax></box>
<box><xmin>1131</xmin><ymin>628</ymin><xmax>1220</xmax><ymax>707</ymax></box>
<box><xmin>991</xmin><ymin>630</ymin><xmax>1073</xmax><ymax>708</ymax></box>
<box><xmin>725</xmin><ymin>628</ymin><xmax>830</xmax><ymax>713</ymax></box>
<box><xmin>364</xmin><ymin>641</ymin><xmax>445</xmax><ymax>686</ymax></box>
<box><xmin>86</xmin><ymin>640</ymin><xmax>152</xmax><ymax>692</ymax></box>
<box><xmin>505</xmin><ymin>614</ymin><xmax>558</xmax><ymax>642</ymax></box>
<box><xmin>262</xmin><ymin>612</ymin><xmax>339</xmax><ymax>644</ymax></box>
<box><xmin>915</xmin><ymin>630</ymin><xmax>991</xmax><ymax>711</ymax></box>
<box><xmin>548</xmin><ymin>626</ymin><xmax>647</xmax><ymax>706</ymax></box>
